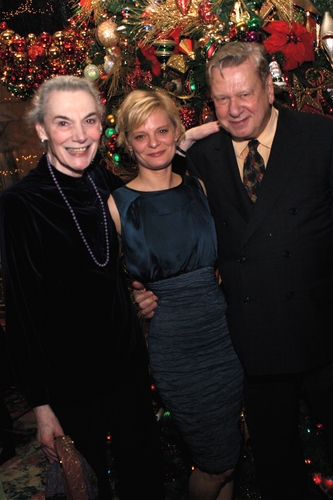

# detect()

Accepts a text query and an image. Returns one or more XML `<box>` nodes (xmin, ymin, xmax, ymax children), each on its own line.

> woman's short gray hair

<box><xmin>26</xmin><ymin>75</ymin><xmax>104</xmax><ymax>126</ymax></box>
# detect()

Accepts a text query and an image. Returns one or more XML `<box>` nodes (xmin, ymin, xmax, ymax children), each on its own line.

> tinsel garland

<box><xmin>2</xmin><ymin>0</ymin><xmax>333</xmax><ymax>173</ymax></box>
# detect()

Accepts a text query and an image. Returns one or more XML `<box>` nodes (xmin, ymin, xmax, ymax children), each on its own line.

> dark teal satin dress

<box><xmin>112</xmin><ymin>175</ymin><xmax>243</xmax><ymax>473</ymax></box>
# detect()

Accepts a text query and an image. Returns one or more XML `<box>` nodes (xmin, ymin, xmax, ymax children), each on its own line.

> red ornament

<box><xmin>12</xmin><ymin>37</ymin><xmax>27</xmax><ymax>52</ymax></box>
<box><xmin>175</xmin><ymin>0</ymin><xmax>192</xmax><ymax>15</ymax></box>
<box><xmin>63</xmin><ymin>41</ymin><xmax>75</xmax><ymax>55</ymax></box>
<box><xmin>57</xmin><ymin>66</ymin><xmax>68</xmax><ymax>75</ymax></box>
<box><xmin>0</xmin><ymin>22</ymin><xmax>8</xmax><ymax>31</ymax></box>
<box><xmin>28</xmin><ymin>44</ymin><xmax>46</xmax><ymax>64</ymax></box>
<box><xmin>198</xmin><ymin>0</ymin><xmax>216</xmax><ymax>25</ymax></box>
<box><xmin>38</xmin><ymin>32</ymin><xmax>52</xmax><ymax>46</ymax></box>
<box><xmin>179</xmin><ymin>107</ymin><xmax>198</xmax><ymax>129</ymax></box>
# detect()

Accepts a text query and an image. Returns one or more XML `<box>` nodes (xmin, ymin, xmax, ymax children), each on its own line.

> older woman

<box><xmin>0</xmin><ymin>76</ymin><xmax>165</xmax><ymax>500</ymax></box>
<box><xmin>108</xmin><ymin>90</ymin><xmax>244</xmax><ymax>500</ymax></box>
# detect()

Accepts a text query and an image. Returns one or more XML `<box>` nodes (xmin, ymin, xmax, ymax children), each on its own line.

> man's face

<box><xmin>210</xmin><ymin>58</ymin><xmax>275</xmax><ymax>141</ymax></box>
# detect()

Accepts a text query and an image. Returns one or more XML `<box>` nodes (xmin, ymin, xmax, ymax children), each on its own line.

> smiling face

<box><xmin>36</xmin><ymin>89</ymin><xmax>102</xmax><ymax>177</ymax></box>
<box><xmin>128</xmin><ymin>108</ymin><xmax>179</xmax><ymax>172</ymax></box>
<box><xmin>210</xmin><ymin>58</ymin><xmax>274</xmax><ymax>141</ymax></box>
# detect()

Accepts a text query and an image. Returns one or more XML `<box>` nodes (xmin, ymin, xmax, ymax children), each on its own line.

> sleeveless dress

<box><xmin>112</xmin><ymin>175</ymin><xmax>243</xmax><ymax>473</ymax></box>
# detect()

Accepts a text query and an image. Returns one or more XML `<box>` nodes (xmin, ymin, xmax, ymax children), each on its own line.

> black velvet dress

<box><xmin>0</xmin><ymin>154</ymin><xmax>164</xmax><ymax>499</ymax></box>
<box><xmin>112</xmin><ymin>175</ymin><xmax>244</xmax><ymax>474</ymax></box>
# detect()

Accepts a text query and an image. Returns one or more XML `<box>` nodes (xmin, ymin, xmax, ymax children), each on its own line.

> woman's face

<box><xmin>36</xmin><ymin>89</ymin><xmax>102</xmax><ymax>177</ymax></box>
<box><xmin>128</xmin><ymin>108</ymin><xmax>179</xmax><ymax>172</ymax></box>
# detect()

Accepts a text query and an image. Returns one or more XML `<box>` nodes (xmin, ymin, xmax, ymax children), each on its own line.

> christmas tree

<box><xmin>2</xmin><ymin>0</ymin><xmax>333</xmax><ymax>175</ymax></box>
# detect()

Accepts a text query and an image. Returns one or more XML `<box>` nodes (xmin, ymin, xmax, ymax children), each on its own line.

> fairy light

<box><xmin>0</xmin><ymin>0</ymin><xmax>55</xmax><ymax>19</ymax></box>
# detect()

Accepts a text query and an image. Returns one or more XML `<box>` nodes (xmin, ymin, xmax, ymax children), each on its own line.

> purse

<box><xmin>45</xmin><ymin>436</ymin><xmax>98</xmax><ymax>500</ymax></box>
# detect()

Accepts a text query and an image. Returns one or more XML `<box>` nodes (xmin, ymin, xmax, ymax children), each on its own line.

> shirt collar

<box><xmin>233</xmin><ymin>106</ymin><xmax>279</xmax><ymax>160</ymax></box>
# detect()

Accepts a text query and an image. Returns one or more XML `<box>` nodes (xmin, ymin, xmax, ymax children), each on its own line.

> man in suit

<box><xmin>135</xmin><ymin>41</ymin><xmax>333</xmax><ymax>499</ymax></box>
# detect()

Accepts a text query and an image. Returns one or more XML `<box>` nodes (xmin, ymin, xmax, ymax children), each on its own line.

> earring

<box><xmin>40</xmin><ymin>139</ymin><xmax>45</xmax><ymax>143</ymax></box>
<box><xmin>129</xmin><ymin>149</ymin><xmax>135</xmax><ymax>159</ymax></box>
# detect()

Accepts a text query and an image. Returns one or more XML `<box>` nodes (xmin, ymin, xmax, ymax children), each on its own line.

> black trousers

<box><xmin>54</xmin><ymin>368</ymin><xmax>165</xmax><ymax>500</ymax></box>
<box><xmin>244</xmin><ymin>360</ymin><xmax>333</xmax><ymax>500</ymax></box>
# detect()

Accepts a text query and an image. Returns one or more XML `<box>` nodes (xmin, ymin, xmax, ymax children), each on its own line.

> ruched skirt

<box><xmin>147</xmin><ymin>266</ymin><xmax>244</xmax><ymax>473</ymax></box>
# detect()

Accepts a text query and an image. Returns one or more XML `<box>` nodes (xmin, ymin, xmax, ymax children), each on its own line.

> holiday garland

<box><xmin>1</xmin><ymin>0</ymin><xmax>333</xmax><ymax>172</ymax></box>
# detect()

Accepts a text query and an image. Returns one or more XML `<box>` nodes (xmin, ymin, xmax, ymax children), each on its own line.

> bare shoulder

<box><xmin>107</xmin><ymin>195</ymin><xmax>121</xmax><ymax>235</ymax></box>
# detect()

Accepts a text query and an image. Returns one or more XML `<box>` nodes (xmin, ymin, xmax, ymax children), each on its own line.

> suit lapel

<box><xmin>209</xmin><ymin>130</ymin><xmax>252</xmax><ymax>223</ymax></box>
<box><xmin>240</xmin><ymin>107</ymin><xmax>307</xmax><ymax>248</ymax></box>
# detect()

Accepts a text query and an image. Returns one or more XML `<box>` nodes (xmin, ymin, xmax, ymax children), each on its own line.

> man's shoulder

<box><xmin>277</xmin><ymin>104</ymin><xmax>333</xmax><ymax>131</ymax></box>
<box><xmin>189</xmin><ymin>129</ymin><xmax>228</xmax><ymax>154</ymax></box>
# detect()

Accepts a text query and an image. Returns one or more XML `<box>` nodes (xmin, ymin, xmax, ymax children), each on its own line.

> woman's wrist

<box><xmin>176</xmin><ymin>145</ymin><xmax>187</xmax><ymax>157</ymax></box>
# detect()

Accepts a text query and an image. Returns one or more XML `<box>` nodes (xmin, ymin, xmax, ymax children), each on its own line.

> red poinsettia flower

<box><xmin>263</xmin><ymin>20</ymin><xmax>315</xmax><ymax>71</ymax></box>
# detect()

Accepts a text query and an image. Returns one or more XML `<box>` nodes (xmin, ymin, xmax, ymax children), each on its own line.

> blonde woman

<box><xmin>108</xmin><ymin>89</ymin><xmax>243</xmax><ymax>500</ymax></box>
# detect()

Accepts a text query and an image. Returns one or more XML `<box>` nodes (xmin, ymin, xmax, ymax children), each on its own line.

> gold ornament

<box><xmin>320</xmin><ymin>11</ymin><xmax>333</xmax><ymax>68</ymax></box>
<box><xmin>284</xmin><ymin>74</ymin><xmax>324</xmax><ymax>112</ymax></box>
<box><xmin>53</xmin><ymin>31</ymin><xmax>65</xmax><ymax>45</ymax></box>
<box><xmin>13</xmin><ymin>52</ymin><xmax>27</xmax><ymax>66</ymax></box>
<box><xmin>105</xmin><ymin>114</ymin><xmax>116</xmax><ymax>127</ymax></box>
<box><xmin>260</xmin><ymin>0</ymin><xmax>320</xmax><ymax>25</ymax></box>
<box><xmin>167</xmin><ymin>53</ymin><xmax>188</xmax><ymax>73</ymax></box>
<box><xmin>96</xmin><ymin>19</ymin><xmax>120</xmax><ymax>48</ymax></box>
<box><xmin>26</xmin><ymin>33</ymin><xmax>37</xmax><ymax>45</ymax></box>
<box><xmin>0</xmin><ymin>30</ymin><xmax>15</xmax><ymax>45</ymax></box>
<box><xmin>179</xmin><ymin>39</ymin><xmax>196</xmax><ymax>60</ymax></box>
<box><xmin>130</xmin><ymin>0</ymin><xmax>217</xmax><ymax>47</ymax></box>
<box><xmin>48</xmin><ymin>44</ymin><xmax>62</xmax><ymax>60</ymax></box>
<box><xmin>230</xmin><ymin>0</ymin><xmax>250</xmax><ymax>26</ymax></box>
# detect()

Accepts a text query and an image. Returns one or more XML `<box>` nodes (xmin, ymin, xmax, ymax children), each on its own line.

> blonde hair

<box><xmin>117</xmin><ymin>90</ymin><xmax>185</xmax><ymax>151</ymax></box>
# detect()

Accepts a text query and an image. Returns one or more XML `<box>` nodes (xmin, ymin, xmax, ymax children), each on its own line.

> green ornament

<box><xmin>190</xmin><ymin>78</ymin><xmax>196</xmax><ymax>92</ymax></box>
<box><xmin>247</xmin><ymin>16</ymin><xmax>262</xmax><ymax>31</ymax></box>
<box><xmin>105</xmin><ymin>127</ymin><xmax>115</xmax><ymax>138</ymax></box>
<box><xmin>113</xmin><ymin>153</ymin><xmax>121</xmax><ymax>163</ymax></box>
<box><xmin>83</xmin><ymin>64</ymin><xmax>100</xmax><ymax>81</ymax></box>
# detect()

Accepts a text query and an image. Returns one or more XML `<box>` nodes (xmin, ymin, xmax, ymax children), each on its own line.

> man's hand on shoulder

<box><xmin>132</xmin><ymin>280</ymin><xmax>158</xmax><ymax>319</ymax></box>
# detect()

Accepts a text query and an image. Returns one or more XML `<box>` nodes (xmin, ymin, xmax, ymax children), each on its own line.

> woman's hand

<box><xmin>178</xmin><ymin>121</ymin><xmax>220</xmax><ymax>153</ymax></box>
<box><xmin>34</xmin><ymin>404</ymin><xmax>64</xmax><ymax>463</ymax></box>
<box><xmin>132</xmin><ymin>280</ymin><xmax>158</xmax><ymax>318</ymax></box>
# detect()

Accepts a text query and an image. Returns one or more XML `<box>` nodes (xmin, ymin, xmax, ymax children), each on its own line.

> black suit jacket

<box><xmin>187</xmin><ymin>105</ymin><xmax>333</xmax><ymax>376</ymax></box>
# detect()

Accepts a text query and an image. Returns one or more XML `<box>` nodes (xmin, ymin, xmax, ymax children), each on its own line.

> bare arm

<box><xmin>178</xmin><ymin>121</ymin><xmax>220</xmax><ymax>153</ymax></box>
<box><xmin>107</xmin><ymin>195</ymin><xmax>121</xmax><ymax>235</ymax></box>
<box><xmin>34</xmin><ymin>404</ymin><xmax>64</xmax><ymax>463</ymax></box>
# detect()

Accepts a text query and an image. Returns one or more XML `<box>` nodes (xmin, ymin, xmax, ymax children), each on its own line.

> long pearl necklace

<box><xmin>46</xmin><ymin>154</ymin><xmax>110</xmax><ymax>268</ymax></box>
